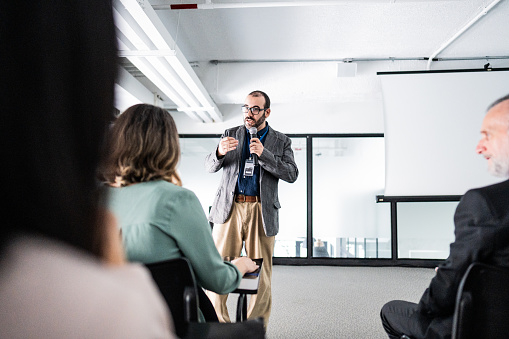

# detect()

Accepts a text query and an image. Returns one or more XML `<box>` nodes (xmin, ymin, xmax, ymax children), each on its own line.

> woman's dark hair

<box><xmin>103</xmin><ymin>104</ymin><xmax>182</xmax><ymax>187</ymax></box>
<box><xmin>0</xmin><ymin>1</ymin><xmax>117</xmax><ymax>255</ymax></box>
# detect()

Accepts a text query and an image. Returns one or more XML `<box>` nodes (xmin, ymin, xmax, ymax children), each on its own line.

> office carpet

<box><xmin>226</xmin><ymin>265</ymin><xmax>435</xmax><ymax>338</ymax></box>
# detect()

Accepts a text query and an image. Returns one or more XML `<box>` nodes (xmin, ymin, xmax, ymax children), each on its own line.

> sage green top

<box><xmin>107</xmin><ymin>180</ymin><xmax>242</xmax><ymax>294</ymax></box>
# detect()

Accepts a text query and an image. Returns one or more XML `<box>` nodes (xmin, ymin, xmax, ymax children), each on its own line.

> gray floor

<box><xmin>226</xmin><ymin>265</ymin><xmax>435</xmax><ymax>338</ymax></box>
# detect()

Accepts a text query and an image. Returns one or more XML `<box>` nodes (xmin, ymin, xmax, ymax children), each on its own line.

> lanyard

<box><xmin>257</xmin><ymin>128</ymin><xmax>269</xmax><ymax>142</ymax></box>
<box><xmin>237</xmin><ymin>128</ymin><xmax>268</xmax><ymax>188</ymax></box>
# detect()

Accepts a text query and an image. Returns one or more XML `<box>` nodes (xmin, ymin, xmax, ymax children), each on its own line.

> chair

<box><xmin>144</xmin><ymin>258</ymin><xmax>200</xmax><ymax>337</ymax></box>
<box><xmin>231</xmin><ymin>257</ymin><xmax>263</xmax><ymax>322</ymax></box>
<box><xmin>144</xmin><ymin>258</ymin><xmax>265</xmax><ymax>339</ymax></box>
<box><xmin>451</xmin><ymin>262</ymin><xmax>509</xmax><ymax>339</ymax></box>
<box><xmin>184</xmin><ymin>319</ymin><xmax>265</xmax><ymax>339</ymax></box>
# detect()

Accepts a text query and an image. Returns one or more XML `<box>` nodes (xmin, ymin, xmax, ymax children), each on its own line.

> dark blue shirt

<box><xmin>235</xmin><ymin>124</ymin><xmax>269</xmax><ymax>196</ymax></box>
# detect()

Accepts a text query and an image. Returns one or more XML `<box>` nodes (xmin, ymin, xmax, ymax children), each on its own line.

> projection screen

<box><xmin>379</xmin><ymin>69</ymin><xmax>509</xmax><ymax>196</ymax></box>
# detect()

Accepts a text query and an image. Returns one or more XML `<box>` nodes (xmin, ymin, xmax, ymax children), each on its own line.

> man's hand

<box><xmin>217</xmin><ymin>137</ymin><xmax>239</xmax><ymax>157</ymax></box>
<box><xmin>249</xmin><ymin>137</ymin><xmax>264</xmax><ymax>157</ymax></box>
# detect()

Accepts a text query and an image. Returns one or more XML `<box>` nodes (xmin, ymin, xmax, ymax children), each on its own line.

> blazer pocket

<box><xmin>273</xmin><ymin>146</ymin><xmax>283</xmax><ymax>158</ymax></box>
<box><xmin>269</xmin><ymin>140</ymin><xmax>284</xmax><ymax>156</ymax></box>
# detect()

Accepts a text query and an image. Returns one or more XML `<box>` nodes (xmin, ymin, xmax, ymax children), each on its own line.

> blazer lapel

<box><xmin>263</xmin><ymin>126</ymin><xmax>278</xmax><ymax>152</ymax></box>
<box><xmin>234</xmin><ymin>126</ymin><xmax>245</xmax><ymax>160</ymax></box>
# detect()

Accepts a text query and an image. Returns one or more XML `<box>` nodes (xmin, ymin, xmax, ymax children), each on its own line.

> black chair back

<box><xmin>145</xmin><ymin>258</ymin><xmax>199</xmax><ymax>338</ymax></box>
<box><xmin>145</xmin><ymin>257</ymin><xmax>266</xmax><ymax>339</ymax></box>
<box><xmin>452</xmin><ymin>262</ymin><xmax>509</xmax><ymax>339</ymax></box>
<box><xmin>185</xmin><ymin>318</ymin><xmax>265</xmax><ymax>339</ymax></box>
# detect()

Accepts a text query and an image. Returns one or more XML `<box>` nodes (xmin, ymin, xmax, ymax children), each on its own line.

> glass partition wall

<box><xmin>311</xmin><ymin>137</ymin><xmax>390</xmax><ymax>259</ymax></box>
<box><xmin>273</xmin><ymin>137</ymin><xmax>307</xmax><ymax>257</ymax></box>
<box><xmin>397</xmin><ymin>202</ymin><xmax>456</xmax><ymax>259</ymax></box>
<box><xmin>179</xmin><ymin>134</ymin><xmax>453</xmax><ymax>266</ymax></box>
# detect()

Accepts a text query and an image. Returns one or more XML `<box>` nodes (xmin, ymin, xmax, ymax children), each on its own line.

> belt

<box><xmin>235</xmin><ymin>194</ymin><xmax>261</xmax><ymax>203</ymax></box>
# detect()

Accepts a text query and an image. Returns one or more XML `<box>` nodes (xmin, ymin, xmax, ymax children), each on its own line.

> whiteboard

<box><xmin>379</xmin><ymin>69</ymin><xmax>509</xmax><ymax>196</ymax></box>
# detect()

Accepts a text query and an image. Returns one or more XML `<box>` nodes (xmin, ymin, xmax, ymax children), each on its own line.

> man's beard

<box><xmin>244</xmin><ymin>114</ymin><xmax>266</xmax><ymax>129</ymax></box>
<box><xmin>488</xmin><ymin>149</ymin><xmax>509</xmax><ymax>178</ymax></box>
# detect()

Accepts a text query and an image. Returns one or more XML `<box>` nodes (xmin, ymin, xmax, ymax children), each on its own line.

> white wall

<box><xmin>172</xmin><ymin>60</ymin><xmax>386</xmax><ymax>134</ymax></box>
<box><xmin>171</xmin><ymin>58</ymin><xmax>509</xmax><ymax>135</ymax></box>
<box><xmin>172</xmin><ymin>100</ymin><xmax>384</xmax><ymax>134</ymax></box>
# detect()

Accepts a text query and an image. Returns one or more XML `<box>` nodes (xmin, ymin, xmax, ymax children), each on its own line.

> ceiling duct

<box><xmin>426</xmin><ymin>0</ymin><xmax>503</xmax><ymax>70</ymax></box>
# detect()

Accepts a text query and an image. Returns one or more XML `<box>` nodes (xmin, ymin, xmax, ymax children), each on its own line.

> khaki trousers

<box><xmin>206</xmin><ymin>201</ymin><xmax>275</xmax><ymax>326</ymax></box>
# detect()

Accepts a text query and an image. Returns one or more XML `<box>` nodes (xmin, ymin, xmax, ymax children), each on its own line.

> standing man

<box><xmin>205</xmin><ymin>90</ymin><xmax>298</xmax><ymax>325</ymax></box>
<box><xmin>380</xmin><ymin>93</ymin><xmax>509</xmax><ymax>339</ymax></box>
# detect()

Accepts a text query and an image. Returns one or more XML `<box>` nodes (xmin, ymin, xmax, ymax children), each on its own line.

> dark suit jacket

<box><xmin>417</xmin><ymin>179</ymin><xmax>509</xmax><ymax>330</ymax></box>
<box><xmin>205</xmin><ymin>125</ymin><xmax>298</xmax><ymax>237</ymax></box>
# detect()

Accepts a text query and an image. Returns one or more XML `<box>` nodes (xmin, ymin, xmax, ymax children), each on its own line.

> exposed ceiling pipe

<box><xmin>426</xmin><ymin>0</ymin><xmax>503</xmax><ymax>70</ymax></box>
<box><xmin>209</xmin><ymin>56</ymin><xmax>509</xmax><ymax>64</ymax></box>
<box><xmin>154</xmin><ymin>0</ymin><xmax>396</xmax><ymax>10</ymax></box>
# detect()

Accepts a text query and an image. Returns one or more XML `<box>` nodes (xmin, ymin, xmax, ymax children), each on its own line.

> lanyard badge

<box><xmin>243</xmin><ymin>158</ymin><xmax>255</xmax><ymax>177</ymax></box>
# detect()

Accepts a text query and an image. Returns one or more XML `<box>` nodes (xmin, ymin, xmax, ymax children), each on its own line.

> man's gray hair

<box><xmin>488</xmin><ymin>93</ymin><xmax>509</xmax><ymax>111</ymax></box>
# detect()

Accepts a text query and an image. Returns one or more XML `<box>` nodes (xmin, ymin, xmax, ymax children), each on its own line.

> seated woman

<box><xmin>102</xmin><ymin>103</ymin><xmax>258</xmax><ymax>321</ymax></box>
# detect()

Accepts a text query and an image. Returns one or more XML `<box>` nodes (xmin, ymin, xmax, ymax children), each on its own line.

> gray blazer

<box><xmin>205</xmin><ymin>125</ymin><xmax>298</xmax><ymax>237</ymax></box>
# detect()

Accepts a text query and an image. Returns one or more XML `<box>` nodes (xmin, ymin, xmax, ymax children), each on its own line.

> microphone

<box><xmin>249</xmin><ymin>127</ymin><xmax>258</xmax><ymax>166</ymax></box>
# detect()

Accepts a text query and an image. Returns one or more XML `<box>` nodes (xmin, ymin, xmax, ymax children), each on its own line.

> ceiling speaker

<box><xmin>337</xmin><ymin>62</ymin><xmax>357</xmax><ymax>77</ymax></box>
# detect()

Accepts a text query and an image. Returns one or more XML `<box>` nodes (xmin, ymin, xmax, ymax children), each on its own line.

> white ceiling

<box><xmin>114</xmin><ymin>0</ymin><xmax>509</xmax><ymax>123</ymax></box>
<box><xmin>152</xmin><ymin>0</ymin><xmax>508</xmax><ymax>60</ymax></box>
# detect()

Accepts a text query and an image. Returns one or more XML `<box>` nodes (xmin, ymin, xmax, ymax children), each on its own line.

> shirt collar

<box><xmin>246</xmin><ymin>123</ymin><xmax>269</xmax><ymax>138</ymax></box>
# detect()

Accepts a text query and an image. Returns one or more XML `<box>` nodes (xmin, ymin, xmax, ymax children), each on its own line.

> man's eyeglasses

<box><xmin>241</xmin><ymin>105</ymin><xmax>266</xmax><ymax>115</ymax></box>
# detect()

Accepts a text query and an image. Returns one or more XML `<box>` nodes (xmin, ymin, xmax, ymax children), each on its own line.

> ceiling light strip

<box><xmin>114</xmin><ymin>4</ymin><xmax>212</xmax><ymax>122</ymax></box>
<box><xmin>118</xmin><ymin>50</ymin><xmax>176</xmax><ymax>57</ymax></box>
<box><xmin>117</xmin><ymin>39</ymin><xmax>204</xmax><ymax>122</ymax></box>
<box><xmin>157</xmin><ymin>1</ymin><xmax>409</xmax><ymax>10</ymax></box>
<box><xmin>117</xmin><ymin>0</ymin><xmax>222</xmax><ymax>122</ymax></box>
<box><xmin>166</xmin><ymin>55</ymin><xmax>223</xmax><ymax>122</ymax></box>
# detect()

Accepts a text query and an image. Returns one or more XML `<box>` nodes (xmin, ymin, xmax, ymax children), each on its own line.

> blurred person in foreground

<box><xmin>102</xmin><ymin>103</ymin><xmax>258</xmax><ymax>328</ymax></box>
<box><xmin>0</xmin><ymin>1</ymin><xmax>175</xmax><ymax>338</ymax></box>
<box><xmin>380</xmin><ymin>94</ymin><xmax>509</xmax><ymax>339</ymax></box>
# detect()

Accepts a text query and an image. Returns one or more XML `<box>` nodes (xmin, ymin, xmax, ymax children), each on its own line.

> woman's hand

<box><xmin>231</xmin><ymin>257</ymin><xmax>258</xmax><ymax>275</ymax></box>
